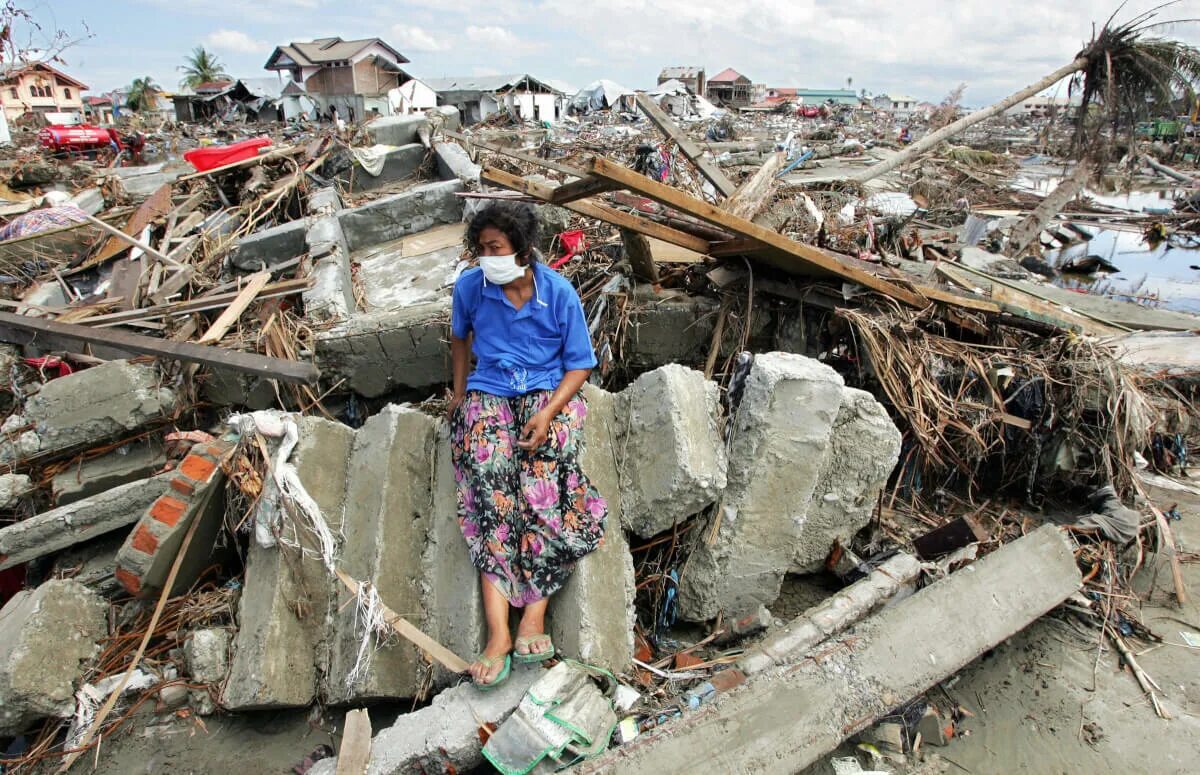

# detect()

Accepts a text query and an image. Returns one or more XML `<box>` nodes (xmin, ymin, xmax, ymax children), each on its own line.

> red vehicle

<box><xmin>37</xmin><ymin>124</ymin><xmax>122</xmax><ymax>156</ymax></box>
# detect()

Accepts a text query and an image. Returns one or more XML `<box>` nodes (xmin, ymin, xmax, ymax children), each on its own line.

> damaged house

<box><xmin>0</xmin><ymin>62</ymin><xmax>88</xmax><ymax>123</ymax></box>
<box><xmin>425</xmin><ymin>74</ymin><xmax>563</xmax><ymax>124</ymax></box>
<box><xmin>264</xmin><ymin>36</ymin><xmax>411</xmax><ymax>119</ymax></box>
<box><xmin>705</xmin><ymin>67</ymin><xmax>753</xmax><ymax>108</ymax></box>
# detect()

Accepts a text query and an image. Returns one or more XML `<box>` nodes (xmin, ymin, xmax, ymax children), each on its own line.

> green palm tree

<box><xmin>126</xmin><ymin>76</ymin><xmax>160</xmax><ymax>112</ymax></box>
<box><xmin>179</xmin><ymin>46</ymin><xmax>230</xmax><ymax>89</ymax></box>
<box><xmin>855</xmin><ymin>5</ymin><xmax>1200</xmax><ymax>182</ymax></box>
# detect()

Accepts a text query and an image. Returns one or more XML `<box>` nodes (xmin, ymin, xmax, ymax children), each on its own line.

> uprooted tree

<box><xmin>853</xmin><ymin>4</ymin><xmax>1200</xmax><ymax>183</ymax></box>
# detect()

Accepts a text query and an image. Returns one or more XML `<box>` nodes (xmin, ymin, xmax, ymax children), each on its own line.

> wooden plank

<box><xmin>169</xmin><ymin>211</ymin><xmax>205</xmax><ymax>240</ymax></box>
<box><xmin>0</xmin><ymin>310</ymin><xmax>319</xmax><ymax>384</ymax></box>
<box><xmin>646</xmin><ymin>237</ymin><xmax>706</xmax><ymax>264</ymax></box>
<box><xmin>81</xmin><ymin>213</ymin><xmax>185</xmax><ymax>270</ymax></box>
<box><xmin>336</xmin><ymin>709</ymin><xmax>372</xmax><ymax>775</ymax></box>
<box><xmin>549</xmin><ymin>175</ymin><xmax>620</xmax><ymax>205</ymax></box>
<box><xmin>913</xmin><ymin>515</ymin><xmax>989</xmax><ymax>560</ymax></box>
<box><xmin>442</xmin><ymin>129</ymin><xmax>586</xmax><ymax>178</ymax></box>
<box><xmin>723</xmin><ymin>151</ymin><xmax>785</xmax><ymax>221</ymax></box>
<box><xmin>197</xmin><ymin>271</ymin><xmax>270</xmax><ymax>344</ymax></box>
<box><xmin>334</xmin><ymin>568</ymin><xmax>469</xmax><ymax>674</ymax></box>
<box><xmin>584</xmin><ymin>156</ymin><xmax>929</xmax><ymax>308</ymax></box>
<box><xmin>85</xmin><ymin>183</ymin><xmax>172</xmax><ymax>268</ymax></box>
<box><xmin>990</xmin><ymin>284</ymin><xmax>1124</xmax><ymax>337</ymax></box>
<box><xmin>635</xmin><ymin>92</ymin><xmax>737</xmax><ymax>197</ymax></box>
<box><xmin>82</xmin><ymin>278</ymin><xmax>310</xmax><ymax>327</ymax></box>
<box><xmin>176</xmin><ymin>145</ymin><xmax>303</xmax><ymax>182</ymax></box>
<box><xmin>481</xmin><ymin>166</ymin><xmax>712</xmax><ymax>254</ymax></box>
<box><xmin>620</xmin><ymin>228</ymin><xmax>660</xmax><ymax>283</ymax></box>
<box><xmin>148</xmin><ymin>267</ymin><xmax>193</xmax><ymax>306</ymax></box>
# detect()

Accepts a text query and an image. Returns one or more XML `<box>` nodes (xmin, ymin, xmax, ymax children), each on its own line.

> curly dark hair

<box><xmin>466</xmin><ymin>201</ymin><xmax>540</xmax><ymax>261</ymax></box>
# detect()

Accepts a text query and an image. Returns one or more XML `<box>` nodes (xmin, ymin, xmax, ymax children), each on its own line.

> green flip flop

<box><xmin>473</xmin><ymin>653</ymin><xmax>512</xmax><ymax>691</ymax></box>
<box><xmin>512</xmin><ymin>634</ymin><xmax>556</xmax><ymax>664</ymax></box>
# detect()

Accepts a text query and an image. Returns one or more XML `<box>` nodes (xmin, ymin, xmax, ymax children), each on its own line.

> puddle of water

<box><xmin>1011</xmin><ymin>171</ymin><xmax>1184</xmax><ymax>213</ymax></box>
<box><xmin>1046</xmin><ymin>228</ymin><xmax>1200</xmax><ymax>314</ymax></box>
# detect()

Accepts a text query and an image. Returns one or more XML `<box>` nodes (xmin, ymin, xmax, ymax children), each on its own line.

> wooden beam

<box><xmin>635</xmin><ymin>92</ymin><xmax>737</xmax><ymax>198</ymax></box>
<box><xmin>548</xmin><ymin>175</ymin><xmax>620</xmax><ymax>205</ymax></box>
<box><xmin>620</xmin><ymin>228</ymin><xmax>660</xmax><ymax>283</ymax></box>
<box><xmin>81</xmin><ymin>213</ymin><xmax>185</xmax><ymax>270</ymax></box>
<box><xmin>481</xmin><ymin>166</ymin><xmax>712</xmax><ymax>254</ymax></box>
<box><xmin>0</xmin><ymin>311</ymin><xmax>319</xmax><ymax>384</ymax></box>
<box><xmin>336</xmin><ymin>709</ymin><xmax>372</xmax><ymax>775</ymax></box>
<box><xmin>197</xmin><ymin>271</ymin><xmax>270</xmax><ymax>344</ymax></box>
<box><xmin>85</xmin><ymin>183</ymin><xmax>173</xmax><ymax>268</ymax></box>
<box><xmin>723</xmin><ymin>151</ymin><xmax>785</xmax><ymax>221</ymax></box>
<box><xmin>80</xmin><ymin>278</ymin><xmax>311</xmax><ymax>327</ymax></box>
<box><xmin>584</xmin><ymin>156</ymin><xmax>930</xmax><ymax>308</ymax></box>
<box><xmin>989</xmin><ymin>284</ymin><xmax>1124</xmax><ymax>337</ymax></box>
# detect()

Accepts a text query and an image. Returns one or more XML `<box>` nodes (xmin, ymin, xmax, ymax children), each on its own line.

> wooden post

<box><xmin>620</xmin><ymin>228</ymin><xmax>660</xmax><ymax>283</ymax></box>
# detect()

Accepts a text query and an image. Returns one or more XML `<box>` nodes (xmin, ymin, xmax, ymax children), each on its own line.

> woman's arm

<box><xmin>448</xmin><ymin>333</ymin><xmax>472</xmax><ymax>416</ymax></box>
<box><xmin>517</xmin><ymin>368</ymin><xmax>591</xmax><ymax>450</ymax></box>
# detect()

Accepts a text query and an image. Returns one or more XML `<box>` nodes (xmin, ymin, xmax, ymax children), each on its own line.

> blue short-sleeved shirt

<box><xmin>451</xmin><ymin>262</ymin><xmax>597</xmax><ymax>397</ymax></box>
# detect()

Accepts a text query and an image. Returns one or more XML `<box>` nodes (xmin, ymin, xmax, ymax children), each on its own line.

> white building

<box><xmin>388</xmin><ymin>78</ymin><xmax>438</xmax><ymax>115</ymax></box>
<box><xmin>872</xmin><ymin>93</ymin><xmax>919</xmax><ymax>117</ymax></box>
<box><xmin>1005</xmin><ymin>95</ymin><xmax>1078</xmax><ymax>117</ymax></box>
<box><xmin>424</xmin><ymin>74</ymin><xmax>563</xmax><ymax>124</ymax></box>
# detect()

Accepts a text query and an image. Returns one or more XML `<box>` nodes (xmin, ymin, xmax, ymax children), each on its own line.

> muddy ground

<box><xmin>32</xmin><ymin>480</ymin><xmax>1199</xmax><ymax>775</ymax></box>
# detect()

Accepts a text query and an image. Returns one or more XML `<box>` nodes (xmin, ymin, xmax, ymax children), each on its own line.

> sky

<box><xmin>22</xmin><ymin>0</ymin><xmax>1200</xmax><ymax>106</ymax></box>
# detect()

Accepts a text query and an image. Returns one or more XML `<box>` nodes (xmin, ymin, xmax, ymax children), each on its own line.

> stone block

<box><xmin>366</xmin><ymin>115</ymin><xmax>429</xmax><ymax>147</ymax></box>
<box><xmin>184</xmin><ymin>628</ymin><xmax>231</xmax><ymax>684</ymax></box>
<box><xmin>0</xmin><ymin>476</ymin><xmax>166</xmax><ymax>571</ymax></box>
<box><xmin>0</xmin><ymin>473</ymin><xmax>32</xmax><ymax>508</ymax></box>
<box><xmin>315</xmin><ymin>302</ymin><xmax>452</xmax><ymax>397</ymax></box>
<box><xmin>325</xmin><ymin>406</ymin><xmax>438</xmax><ymax>702</ymax></box>
<box><xmin>114</xmin><ymin>441</ymin><xmax>233</xmax><ymax>597</ymax></box>
<box><xmin>305</xmin><ymin>189</ymin><xmax>356</xmax><ymax>323</ymax></box>
<box><xmin>229</xmin><ymin>219</ymin><xmax>308</xmax><ymax>271</ymax></box>
<box><xmin>616</xmin><ymin>365</ymin><xmax>726</xmax><ymax>538</ymax></box>
<box><xmin>223</xmin><ymin>416</ymin><xmax>354</xmax><ymax>710</ymax></box>
<box><xmin>0</xmin><ymin>360</ymin><xmax>176</xmax><ymax>465</ymax></box>
<box><xmin>51</xmin><ymin>440</ymin><xmax>168</xmax><ymax>505</ymax></box>
<box><xmin>337</xmin><ymin>180</ymin><xmax>464</xmax><ymax>252</ymax></box>
<box><xmin>549</xmin><ymin>385</ymin><xmax>635</xmax><ymax>672</ymax></box>
<box><xmin>0</xmin><ymin>579</ymin><xmax>107</xmax><ymax>735</ymax></box>
<box><xmin>792</xmin><ymin>388</ymin><xmax>901</xmax><ymax>573</ymax></box>
<box><xmin>678</xmin><ymin>353</ymin><xmax>844</xmax><ymax>621</ymax></box>
<box><xmin>434</xmin><ymin>141</ymin><xmax>480</xmax><ymax>184</ymax></box>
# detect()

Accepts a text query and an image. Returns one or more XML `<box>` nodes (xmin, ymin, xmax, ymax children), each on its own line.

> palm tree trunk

<box><xmin>1006</xmin><ymin>160</ymin><xmax>1093</xmax><ymax>256</ymax></box>
<box><xmin>852</xmin><ymin>57</ymin><xmax>1089</xmax><ymax>184</ymax></box>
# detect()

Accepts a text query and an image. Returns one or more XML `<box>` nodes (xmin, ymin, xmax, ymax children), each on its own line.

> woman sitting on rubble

<box><xmin>448</xmin><ymin>201</ymin><xmax>608</xmax><ymax>690</ymax></box>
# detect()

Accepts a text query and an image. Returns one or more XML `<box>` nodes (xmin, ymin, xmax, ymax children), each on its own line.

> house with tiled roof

<box><xmin>705</xmin><ymin>67</ymin><xmax>752</xmax><ymax>107</ymax></box>
<box><xmin>264</xmin><ymin>36</ymin><xmax>411</xmax><ymax>118</ymax></box>
<box><xmin>0</xmin><ymin>62</ymin><xmax>88</xmax><ymax>122</ymax></box>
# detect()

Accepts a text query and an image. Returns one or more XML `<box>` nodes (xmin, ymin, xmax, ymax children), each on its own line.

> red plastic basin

<box><xmin>184</xmin><ymin>136</ymin><xmax>272</xmax><ymax>172</ymax></box>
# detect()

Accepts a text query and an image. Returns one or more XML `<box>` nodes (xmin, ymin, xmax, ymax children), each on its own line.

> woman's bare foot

<box><xmin>515</xmin><ymin>600</ymin><xmax>552</xmax><ymax>657</ymax></box>
<box><xmin>469</xmin><ymin>633</ymin><xmax>513</xmax><ymax>684</ymax></box>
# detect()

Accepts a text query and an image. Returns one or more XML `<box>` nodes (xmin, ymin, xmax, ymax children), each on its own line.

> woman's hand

<box><xmin>518</xmin><ymin>408</ymin><xmax>554</xmax><ymax>451</ymax></box>
<box><xmin>446</xmin><ymin>389</ymin><xmax>465</xmax><ymax>419</ymax></box>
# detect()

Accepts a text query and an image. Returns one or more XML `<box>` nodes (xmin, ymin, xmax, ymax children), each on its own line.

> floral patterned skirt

<box><xmin>450</xmin><ymin>389</ymin><xmax>607</xmax><ymax>607</ymax></box>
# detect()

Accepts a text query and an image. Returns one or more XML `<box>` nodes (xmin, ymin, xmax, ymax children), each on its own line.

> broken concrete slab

<box><xmin>358</xmin><ymin>244</ymin><xmax>458</xmax><ymax>312</ymax></box>
<box><xmin>623</xmin><ymin>292</ymin><xmax>720</xmax><ymax>371</ymax></box>
<box><xmin>223</xmin><ymin>416</ymin><xmax>354</xmax><ymax>711</ymax></box>
<box><xmin>0</xmin><ymin>360</ymin><xmax>176</xmax><ymax>465</ymax></box>
<box><xmin>549</xmin><ymin>384</ymin><xmax>636</xmax><ymax>673</ymax></box>
<box><xmin>366</xmin><ymin>115</ymin><xmax>429</xmax><ymax>147</ymax></box>
<box><xmin>315</xmin><ymin>301</ymin><xmax>451</xmax><ymax>397</ymax></box>
<box><xmin>0</xmin><ymin>579</ymin><xmax>108</xmax><ymax>736</ymax></box>
<box><xmin>229</xmin><ymin>219</ymin><xmax>308</xmax><ymax>272</ymax></box>
<box><xmin>337</xmin><ymin>180</ymin><xmax>465</xmax><ymax>253</ymax></box>
<box><xmin>309</xmin><ymin>664</ymin><xmax>542</xmax><ymax>775</ymax></box>
<box><xmin>304</xmin><ymin>188</ymin><xmax>356</xmax><ymax>323</ymax></box>
<box><xmin>50</xmin><ymin>534</ymin><xmax>125</xmax><ymax>598</ymax></box>
<box><xmin>51</xmin><ymin>440</ymin><xmax>168</xmax><ymax>505</ymax></box>
<box><xmin>434</xmin><ymin>141</ymin><xmax>481</xmax><ymax>184</ymax></box>
<box><xmin>793</xmin><ymin>388</ymin><xmax>901</xmax><ymax>573</ymax></box>
<box><xmin>342</xmin><ymin>144</ymin><xmax>427</xmax><ymax>193</ymax></box>
<box><xmin>616</xmin><ymin>365</ymin><xmax>726</xmax><ymax>538</ymax></box>
<box><xmin>573</xmin><ymin>525</ymin><xmax>1081</xmax><ymax>774</ymax></box>
<box><xmin>0</xmin><ymin>475</ymin><xmax>166</xmax><ymax>571</ymax></box>
<box><xmin>114</xmin><ymin>441</ymin><xmax>233</xmax><ymax>597</ymax></box>
<box><xmin>0</xmin><ymin>473</ymin><xmax>32</xmax><ymax>508</ymax></box>
<box><xmin>183</xmin><ymin>628</ymin><xmax>231</xmax><ymax>685</ymax></box>
<box><xmin>679</xmin><ymin>353</ymin><xmax>844</xmax><ymax>621</ymax></box>
<box><xmin>326</xmin><ymin>405</ymin><xmax>438</xmax><ymax>703</ymax></box>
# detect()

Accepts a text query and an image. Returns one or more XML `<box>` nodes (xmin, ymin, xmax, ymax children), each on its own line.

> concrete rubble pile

<box><xmin>0</xmin><ymin>92</ymin><xmax>1195</xmax><ymax>775</ymax></box>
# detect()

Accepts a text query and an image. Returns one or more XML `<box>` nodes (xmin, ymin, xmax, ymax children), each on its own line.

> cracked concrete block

<box><xmin>229</xmin><ymin>219</ymin><xmax>309</xmax><ymax>272</ymax></box>
<box><xmin>0</xmin><ymin>579</ymin><xmax>108</xmax><ymax>736</ymax></box>
<box><xmin>366</xmin><ymin>115</ymin><xmax>429</xmax><ymax>147</ymax></box>
<box><xmin>549</xmin><ymin>384</ymin><xmax>635</xmax><ymax>673</ymax></box>
<box><xmin>434</xmin><ymin>141</ymin><xmax>480</xmax><ymax>184</ymax></box>
<box><xmin>0</xmin><ymin>360</ymin><xmax>175</xmax><ymax>465</ymax></box>
<box><xmin>343</xmin><ymin>144</ymin><xmax>427</xmax><ymax>193</ymax></box>
<box><xmin>304</xmin><ymin>188</ymin><xmax>356</xmax><ymax>323</ymax></box>
<box><xmin>616</xmin><ymin>365</ymin><xmax>726</xmax><ymax>538</ymax></box>
<box><xmin>224</xmin><ymin>416</ymin><xmax>354</xmax><ymax>710</ymax></box>
<box><xmin>337</xmin><ymin>180</ymin><xmax>464</xmax><ymax>252</ymax></box>
<box><xmin>315</xmin><ymin>302</ymin><xmax>452</xmax><ymax>397</ymax></box>
<box><xmin>52</xmin><ymin>440</ymin><xmax>167</xmax><ymax>505</ymax></box>
<box><xmin>326</xmin><ymin>405</ymin><xmax>438</xmax><ymax>703</ymax></box>
<box><xmin>678</xmin><ymin>353</ymin><xmax>844</xmax><ymax>621</ymax></box>
<box><xmin>183</xmin><ymin>628</ymin><xmax>231</xmax><ymax>684</ymax></box>
<box><xmin>0</xmin><ymin>473</ymin><xmax>32</xmax><ymax>508</ymax></box>
<box><xmin>793</xmin><ymin>388</ymin><xmax>901</xmax><ymax>573</ymax></box>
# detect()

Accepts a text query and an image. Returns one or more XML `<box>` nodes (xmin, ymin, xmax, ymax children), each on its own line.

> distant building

<box><xmin>873</xmin><ymin>93</ymin><xmax>919</xmax><ymax>116</ymax></box>
<box><xmin>0</xmin><ymin>62</ymin><xmax>88</xmax><ymax>122</ymax></box>
<box><xmin>1005</xmin><ymin>95</ymin><xmax>1078</xmax><ymax>117</ymax></box>
<box><xmin>706</xmin><ymin>68</ymin><xmax>752</xmax><ymax>107</ymax></box>
<box><xmin>83</xmin><ymin>95</ymin><xmax>114</xmax><ymax>125</ymax></box>
<box><xmin>657</xmin><ymin>66</ymin><xmax>705</xmax><ymax>97</ymax></box>
<box><xmin>265</xmin><ymin>36</ymin><xmax>411</xmax><ymax>118</ymax></box>
<box><xmin>425</xmin><ymin>74</ymin><xmax>563</xmax><ymax>124</ymax></box>
<box><xmin>793</xmin><ymin>88</ymin><xmax>861</xmax><ymax>107</ymax></box>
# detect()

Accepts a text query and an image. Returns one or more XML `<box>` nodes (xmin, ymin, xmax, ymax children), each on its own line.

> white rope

<box><xmin>66</xmin><ymin>669</ymin><xmax>160</xmax><ymax>750</ymax></box>
<box><xmin>346</xmin><ymin>582</ymin><xmax>389</xmax><ymax>689</ymax></box>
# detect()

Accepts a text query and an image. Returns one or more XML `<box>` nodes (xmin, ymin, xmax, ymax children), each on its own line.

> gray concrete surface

<box><xmin>51</xmin><ymin>440</ymin><xmax>167</xmax><ymax>505</ymax></box>
<box><xmin>314</xmin><ymin>301</ymin><xmax>451</xmax><ymax>397</ymax></box>
<box><xmin>572</xmin><ymin>525</ymin><xmax>1082</xmax><ymax>774</ymax></box>
<box><xmin>0</xmin><ymin>579</ymin><xmax>108</xmax><ymax>735</ymax></box>
<box><xmin>678</xmin><ymin>353</ymin><xmax>845</xmax><ymax>621</ymax></box>
<box><xmin>343</xmin><ymin>144</ymin><xmax>427</xmax><ymax>193</ymax></box>
<box><xmin>616</xmin><ymin>365</ymin><xmax>726</xmax><ymax>538</ymax></box>
<box><xmin>337</xmin><ymin>180</ymin><xmax>464</xmax><ymax>252</ymax></box>
<box><xmin>434</xmin><ymin>141</ymin><xmax>481</xmax><ymax>184</ymax></box>
<box><xmin>0</xmin><ymin>475</ymin><xmax>166</xmax><ymax>570</ymax></box>
<box><xmin>794</xmin><ymin>387</ymin><xmax>901</xmax><ymax>573</ymax></box>
<box><xmin>366</xmin><ymin>115</ymin><xmax>429</xmax><ymax>147</ymax></box>
<box><xmin>229</xmin><ymin>220</ymin><xmax>308</xmax><ymax>272</ymax></box>
<box><xmin>304</xmin><ymin>188</ymin><xmax>356</xmax><ymax>323</ymax></box>
<box><xmin>357</xmin><ymin>244</ymin><xmax>458</xmax><ymax>312</ymax></box>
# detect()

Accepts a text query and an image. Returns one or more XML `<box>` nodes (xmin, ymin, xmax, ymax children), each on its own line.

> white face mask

<box><xmin>479</xmin><ymin>253</ymin><xmax>526</xmax><ymax>285</ymax></box>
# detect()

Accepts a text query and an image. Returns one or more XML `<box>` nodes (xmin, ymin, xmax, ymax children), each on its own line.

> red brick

<box><xmin>130</xmin><ymin>525</ymin><xmax>159</xmax><ymax>554</ymax></box>
<box><xmin>169</xmin><ymin>477</ymin><xmax>196</xmax><ymax>496</ymax></box>
<box><xmin>205</xmin><ymin>443</ymin><xmax>232</xmax><ymax>459</ymax></box>
<box><xmin>150</xmin><ymin>496</ymin><xmax>187</xmax><ymax>527</ymax></box>
<box><xmin>709</xmin><ymin>668</ymin><xmax>747</xmax><ymax>693</ymax></box>
<box><xmin>115</xmin><ymin>567</ymin><xmax>142</xmax><ymax>595</ymax></box>
<box><xmin>179</xmin><ymin>454</ymin><xmax>217</xmax><ymax>482</ymax></box>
